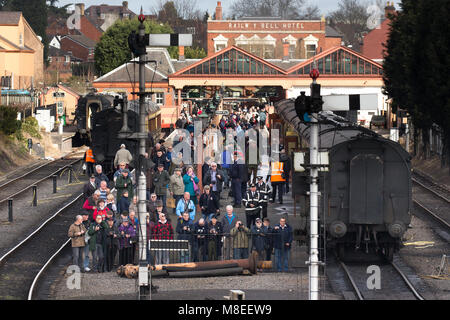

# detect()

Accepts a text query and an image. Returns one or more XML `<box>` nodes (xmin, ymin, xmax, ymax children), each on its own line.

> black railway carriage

<box><xmin>276</xmin><ymin>99</ymin><xmax>412</xmax><ymax>261</ymax></box>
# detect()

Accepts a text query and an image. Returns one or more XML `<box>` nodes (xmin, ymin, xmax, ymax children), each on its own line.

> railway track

<box><xmin>0</xmin><ymin>193</ymin><xmax>83</xmax><ymax>300</ymax></box>
<box><xmin>337</xmin><ymin>257</ymin><xmax>425</xmax><ymax>300</ymax></box>
<box><xmin>411</xmin><ymin>172</ymin><xmax>450</xmax><ymax>230</ymax></box>
<box><xmin>0</xmin><ymin>157</ymin><xmax>82</xmax><ymax>206</ymax></box>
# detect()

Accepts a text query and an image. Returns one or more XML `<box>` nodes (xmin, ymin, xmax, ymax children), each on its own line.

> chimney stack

<box><xmin>76</xmin><ymin>3</ymin><xmax>85</xmax><ymax>16</ymax></box>
<box><xmin>282</xmin><ymin>42</ymin><xmax>290</xmax><ymax>62</ymax></box>
<box><xmin>179</xmin><ymin>46</ymin><xmax>185</xmax><ymax>61</ymax></box>
<box><xmin>384</xmin><ymin>2</ymin><xmax>395</xmax><ymax>18</ymax></box>
<box><xmin>123</xmin><ymin>1</ymin><xmax>128</xmax><ymax>9</ymax></box>
<box><xmin>215</xmin><ymin>1</ymin><xmax>223</xmax><ymax>20</ymax></box>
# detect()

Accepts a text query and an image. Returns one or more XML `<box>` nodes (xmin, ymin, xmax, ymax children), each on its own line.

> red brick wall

<box><xmin>80</xmin><ymin>16</ymin><xmax>102</xmax><ymax>43</ymax></box>
<box><xmin>207</xmin><ymin>20</ymin><xmax>337</xmax><ymax>58</ymax></box>
<box><xmin>60</xmin><ymin>38</ymin><xmax>90</xmax><ymax>62</ymax></box>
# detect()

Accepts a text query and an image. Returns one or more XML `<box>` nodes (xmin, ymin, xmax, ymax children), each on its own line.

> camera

<box><xmin>188</xmin><ymin>209</ymin><xmax>194</xmax><ymax>213</ymax></box>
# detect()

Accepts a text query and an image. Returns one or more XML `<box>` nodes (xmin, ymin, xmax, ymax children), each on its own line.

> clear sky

<box><xmin>55</xmin><ymin>0</ymin><xmax>404</xmax><ymax>17</ymax></box>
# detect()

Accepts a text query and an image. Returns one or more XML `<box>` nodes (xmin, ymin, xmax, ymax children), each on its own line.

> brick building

<box><xmin>207</xmin><ymin>1</ymin><xmax>342</xmax><ymax>59</ymax></box>
<box><xmin>60</xmin><ymin>34</ymin><xmax>96</xmax><ymax>62</ymax></box>
<box><xmin>361</xmin><ymin>3</ymin><xmax>396</xmax><ymax>63</ymax></box>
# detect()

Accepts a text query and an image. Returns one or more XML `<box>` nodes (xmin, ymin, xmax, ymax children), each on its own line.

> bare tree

<box><xmin>152</xmin><ymin>0</ymin><xmax>201</xmax><ymax>20</ymax></box>
<box><xmin>328</xmin><ymin>0</ymin><xmax>370</xmax><ymax>50</ymax></box>
<box><xmin>229</xmin><ymin>0</ymin><xmax>320</xmax><ymax>20</ymax></box>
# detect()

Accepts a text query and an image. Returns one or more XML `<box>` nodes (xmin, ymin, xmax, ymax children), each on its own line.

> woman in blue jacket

<box><xmin>183</xmin><ymin>166</ymin><xmax>199</xmax><ymax>205</ymax></box>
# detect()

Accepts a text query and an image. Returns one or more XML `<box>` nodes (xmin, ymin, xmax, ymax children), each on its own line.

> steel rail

<box><xmin>390</xmin><ymin>261</ymin><xmax>425</xmax><ymax>300</ymax></box>
<box><xmin>0</xmin><ymin>193</ymin><xmax>83</xmax><ymax>266</ymax></box>
<box><xmin>27</xmin><ymin>238</ymin><xmax>71</xmax><ymax>300</ymax></box>
<box><xmin>338</xmin><ymin>260</ymin><xmax>364</xmax><ymax>300</ymax></box>
<box><xmin>0</xmin><ymin>161</ymin><xmax>53</xmax><ymax>189</ymax></box>
<box><xmin>412</xmin><ymin>177</ymin><xmax>450</xmax><ymax>204</ymax></box>
<box><xmin>0</xmin><ymin>158</ymin><xmax>82</xmax><ymax>205</ymax></box>
<box><xmin>413</xmin><ymin>199</ymin><xmax>450</xmax><ymax>230</ymax></box>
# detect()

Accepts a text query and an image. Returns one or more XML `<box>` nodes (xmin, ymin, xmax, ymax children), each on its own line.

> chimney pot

<box><xmin>76</xmin><ymin>3</ymin><xmax>85</xmax><ymax>16</ymax></box>
<box><xmin>215</xmin><ymin>1</ymin><xmax>223</xmax><ymax>20</ymax></box>
<box><xmin>179</xmin><ymin>46</ymin><xmax>185</xmax><ymax>61</ymax></box>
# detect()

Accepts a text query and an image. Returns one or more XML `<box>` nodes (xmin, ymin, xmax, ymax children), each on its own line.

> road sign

<box><xmin>215</xmin><ymin>110</ymin><xmax>229</xmax><ymax>116</ymax></box>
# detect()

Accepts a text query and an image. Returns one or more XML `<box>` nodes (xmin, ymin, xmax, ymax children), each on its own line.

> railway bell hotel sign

<box><xmin>228</xmin><ymin>22</ymin><xmax>305</xmax><ymax>30</ymax></box>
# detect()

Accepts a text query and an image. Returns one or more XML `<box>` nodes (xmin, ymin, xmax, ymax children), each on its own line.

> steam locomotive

<box><xmin>73</xmin><ymin>93</ymin><xmax>140</xmax><ymax>175</ymax></box>
<box><xmin>276</xmin><ymin>99</ymin><xmax>412</xmax><ymax>261</ymax></box>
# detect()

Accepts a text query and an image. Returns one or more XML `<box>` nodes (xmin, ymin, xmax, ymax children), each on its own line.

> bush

<box><xmin>0</xmin><ymin>105</ymin><xmax>21</xmax><ymax>135</ymax></box>
<box><xmin>22</xmin><ymin>116</ymin><xmax>41</xmax><ymax>139</ymax></box>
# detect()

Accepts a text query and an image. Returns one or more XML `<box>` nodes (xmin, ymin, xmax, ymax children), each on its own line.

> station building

<box><xmin>93</xmin><ymin>43</ymin><xmax>385</xmax><ymax>141</ymax></box>
<box><xmin>207</xmin><ymin>2</ymin><xmax>342</xmax><ymax>60</ymax></box>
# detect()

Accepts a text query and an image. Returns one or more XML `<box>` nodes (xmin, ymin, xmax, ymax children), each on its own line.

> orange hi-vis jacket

<box><xmin>270</xmin><ymin>161</ymin><xmax>285</xmax><ymax>182</ymax></box>
<box><xmin>85</xmin><ymin>149</ymin><xmax>95</xmax><ymax>163</ymax></box>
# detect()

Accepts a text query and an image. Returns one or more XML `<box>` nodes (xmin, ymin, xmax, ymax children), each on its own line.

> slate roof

<box><xmin>0</xmin><ymin>11</ymin><xmax>22</xmax><ymax>25</ymax></box>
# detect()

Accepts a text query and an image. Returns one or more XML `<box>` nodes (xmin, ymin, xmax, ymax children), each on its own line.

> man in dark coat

<box><xmin>83</xmin><ymin>175</ymin><xmax>97</xmax><ymax>200</ymax></box>
<box><xmin>273</xmin><ymin>217</ymin><xmax>293</xmax><ymax>272</ymax></box>
<box><xmin>94</xmin><ymin>165</ymin><xmax>109</xmax><ymax>188</ymax></box>
<box><xmin>243</xmin><ymin>183</ymin><xmax>262</xmax><ymax>228</ymax></box>
<box><xmin>230</xmin><ymin>152</ymin><xmax>245</xmax><ymax>207</ymax></box>
<box><xmin>203</xmin><ymin>161</ymin><xmax>224</xmax><ymax>201</ymax></box>
<box><xmin>207</xmin><ymin>215</ymin><xmax>223</xmax><ymax>261</ymax></box>
<box><xmin>250</xmin><ymin>218</ymin><xmax>266</xmax><ymax>260</ymax></box>
<box><xmin>153</xmin><ymin>163</ymin><xmax>170</xmax><ymax>211</ymax></box>
<box><xmin>176</xmin><ymin>212</ymin><xmax>194</xmax><ymax>263</ymax></box>
<box><xmin>280</xmin><ymin>147</ymin><xmax>292</xmax><ymax>194</ymax></box>
<box><xmin>193</xmin><ymin>218</ymin><xmax>208</xmax><ymax>262</ymax></box>
<box><xmin>104</xmin><ymin>218</ymin><xmax>119</xmax><ymax>272</ymax></box>
<box><xmin>199</xmin><ymin>185</ymin><xmax>220</xmax><ymax>221</ymax></box>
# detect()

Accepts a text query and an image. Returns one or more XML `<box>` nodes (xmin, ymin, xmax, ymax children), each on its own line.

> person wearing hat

<box><xmin>169</xmin><ymin>167</ymin><xmax>185</xmax><ymax>215</ymax></box>
<box><xmin>88</xmin><ymin>214</ymin><xmax>108</xmax><ymax>272</ymax></box>
<box><xmin>176</xmin><ymin>212</ymin><xmax>194</xmax><ymax>263</ymax></box>
<box><xmin>242</xmin><ymin>183</ymin><xmax>262</xmax><ymax>228</ymax></box>
<box><xmin>93</xmin><ymin>198</ymin><xmax>110</xmax><ymax>221</ymax></box>
<box><xmin>114</xmin><ymin>143</ymin><xmax>133</xmax><ymax>169</ymax></box>
<box><xmin>199</xmin><ymin>185</ymin><xmax>220</xmax><ymax>221</ymax></box>
<box><xmin>256</xmin><ymin>176</ymin><xmax>271</xmax><ymax>219</ymax></box>
<box><xmin>251</xmin><ymin>218</ymin><xmax>266</xmax><ymax>262</ymax></box>
<box><xmin>118</xmin><ymin>217</ymin><xmax>136</xmax><ymax>266</ymax></box>
<box><xmin>230</xmin><ymin>152</ymin><xmax>245</xmax><ymax>207</ymax></box>
<box><xmin>81</xmin><ymin>211</ymin><xmax>91</xmax><ymax>271</ymax></box>
<box><xmin>207</xmin><ymin>214</ymin><xmax>223</xmax><ymax>261</ymax></box>
<box><xmin>83</xmin><ymin>174</ymin><xmax>97</xmax><ymax>200</ymax></box>
<box><xmin>116</xmin><ymin>169</ymin><xmax>133</xmax><ymax>207</ymax></box>
<box><xmin>153</xmin><ymin>163</ymin><xmax>170</xmax><ymax>211</ymax></box>
<box><xmin>104</xmin><ymin>217</ymin><xmax>119</xmax><ymax>272</ymax></box>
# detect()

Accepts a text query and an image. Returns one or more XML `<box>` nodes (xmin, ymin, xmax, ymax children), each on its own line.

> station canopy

<box><xmin>174</xmin><ymin>46</ymin><xmax>286</xmax><ymax>76</ymax></box>
<box><xmin>286</xmin><ymin>46</ymin><xmax>384</xmax><ymax>77</ymax></box>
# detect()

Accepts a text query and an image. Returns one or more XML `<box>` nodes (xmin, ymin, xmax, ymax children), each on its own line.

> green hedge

<box><xmin>0</xmin><ymin>105</ymin><xmax>21</xmax><ymax>135</ymax></box>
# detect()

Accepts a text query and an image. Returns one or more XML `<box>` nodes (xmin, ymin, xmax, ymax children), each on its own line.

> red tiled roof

<box><xmin>362</xmin><ymin>19</ymin><xmax>392</xmax><ymax>60</ymax></box>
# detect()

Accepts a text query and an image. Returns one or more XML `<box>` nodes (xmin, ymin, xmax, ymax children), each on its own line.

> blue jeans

<box><xmin>275</xmin><ymin>248</ymin><xmax>290</xmax><ymax>272</ymax></box>
<box><xmin>180</xmin><ymin>250</ymin><xmax>190</xmax><ymax>263</ymax></box>
<box><xmin>233</xmin><ymin>248</ymin><xmax>249</xmax><ymax>260</ymax></box>
<box><xmin>157</xmin><ymin>194</ymin><xmax>167</xmax><ymax>211</ymax></box>
<box><xmin>83</xmin><ymin>244</ymin><xmax>90</xmax><ymax>269</ymax></box>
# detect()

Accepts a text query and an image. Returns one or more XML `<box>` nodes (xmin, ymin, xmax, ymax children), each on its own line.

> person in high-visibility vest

<box><xmin>84</xmin><ymin>148</ymin><xmax>95</xmax><ymax>177</ymax></box>
<box><xmin>270</xmin><ymin>160</ymin><xmax>286</xmax><ymax>204</ymax></box>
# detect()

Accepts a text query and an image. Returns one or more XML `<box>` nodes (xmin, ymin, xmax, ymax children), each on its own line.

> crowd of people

<box><xmin>69</xmin><ymin>104</ymin><xmax>294</xmax><ymax>274</ymax></box>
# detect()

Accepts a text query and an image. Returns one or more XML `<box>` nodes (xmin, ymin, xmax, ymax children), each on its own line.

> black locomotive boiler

<box><xmin>277</xmin><ymin>99</ymin><xmax>412</xmax><ymax>261</ymax></box>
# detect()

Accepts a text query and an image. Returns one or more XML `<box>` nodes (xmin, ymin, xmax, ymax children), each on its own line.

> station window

<box><xmin>155</xmin><ymin>93</ymin><xmax>164</xmax><ymax>105</ymax></box>
<box><xmin>306</xmin><ymin>44</ymin><xmax>316</xmax><ymax>59</ymax></box>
